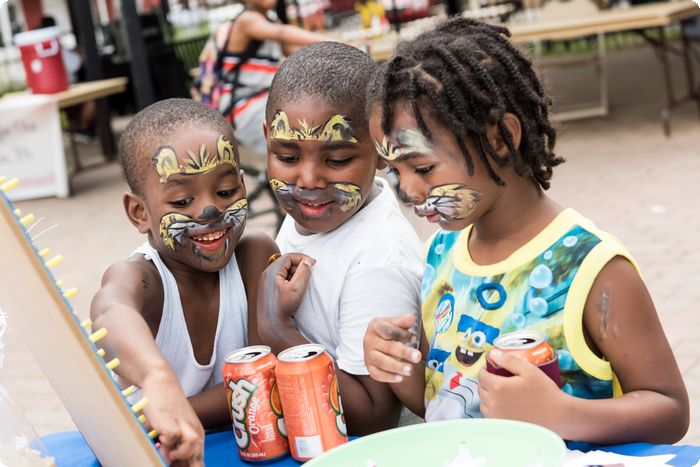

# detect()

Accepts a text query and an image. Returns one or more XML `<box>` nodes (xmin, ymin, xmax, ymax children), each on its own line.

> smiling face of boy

<box><xmin>132</xmin><ymin>128</ymin><xmax>248</xmax><ymax>272</ymax></box>
<box><xmin>266</xmin><ymin>96</ymin><xmax>378</xmax><ymax>235</ymax></box>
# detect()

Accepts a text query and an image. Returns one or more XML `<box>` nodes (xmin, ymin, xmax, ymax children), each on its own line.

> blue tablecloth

<box><xmin>42</xmin><ymin>429</ymin><xmax>700</xmax><ymax>467</ymax></box>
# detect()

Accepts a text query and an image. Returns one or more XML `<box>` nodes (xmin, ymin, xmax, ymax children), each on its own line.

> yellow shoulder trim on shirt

<box><xmin>454</xmin><ymin>208</ymin><xmax>581</xmax><ymax>276</ymax></box>
<box><xmin>563</xmin><ymin>234</ymin><xmax>637</xmax><ymax>385</ymax></box>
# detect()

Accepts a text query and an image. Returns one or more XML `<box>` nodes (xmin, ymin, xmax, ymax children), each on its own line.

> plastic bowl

<box><xmin>305</xmin><ymin>418</ymin><xmax>566</xmax><ymax>467</ymax></box>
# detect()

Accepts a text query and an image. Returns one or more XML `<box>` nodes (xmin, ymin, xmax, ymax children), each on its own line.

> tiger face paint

<box><xmin>375</xmin><ymin>129</ymin><xmax>432</xmax><ymax>161</ymax></box>
<box><xmin>268</xmin><ymin>111</ymin><xmax>358</xmax><ymax>143</ymax></box>
<box><xmin>414</xmin><ymin>184</ymin><xmax>479</xmax><ymax>223</ymax></box>
<box><xmin>152</xmin><ymin>135</ymin><xmax>237</xmax><ymax>183</ymax></box>
<box><xmin>159</xmin><ymin>198</ymin><xmax>248</xmax><ymax>255</ymax></box>
<box><xmin>368</xmin><ymin>103</ymin><xmax>489</xmax><ymax>231</ymax></box>
<box><xmin>141</xmin><ymin>129</ymin><xmax>246</xmax><ymax>271</ymax></box>
<box><xmin>267</xmin><ymin>97</ymin><xmax>378</xmax><ymax>235</ymax></box>
<box><xmin>269</xmin><ymin>178</ymin><xmax>362</xmax><ymax>217</ymax></box>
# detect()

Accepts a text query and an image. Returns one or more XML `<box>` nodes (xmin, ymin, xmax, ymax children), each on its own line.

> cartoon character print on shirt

<box><xmin>422</xmin><ymin>225</ymin><xmax>616</xmax><ymax>420</ymax></box>
<box><xmin>424</xmin><ymin>279</ymin><xmax>503</xmax><ymax>420</ymax></box>
<box><xmin>453</xmin><ymin>314</ymin><xmax>500</xmax><ymax>368</ymax></box>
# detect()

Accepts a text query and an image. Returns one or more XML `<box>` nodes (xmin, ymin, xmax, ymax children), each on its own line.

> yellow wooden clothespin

<box><xmin>121</xmin><ymin>385</ymin><xmax>137</xmax><ymax>397</ymax></box>
<box><xmin>19</xmin><ymin>213</ymin><xmax>35</xmax><ymax>226</ymax></box>
<box><xmin>131</xmin><ymin>398</ymin><xmax>149</xmax><ymax>413</ymax></box>
<box><xmin>62</xmin><ymin>288</ymin><xmax>78</xmax><ymax>299</ymax></box>
<box><xmin>106</xmin><ymin>358</ymin><xmax>120</xmax><ymax>370</ymax></box>
<box><xmin>45</xmin><ymin>255</ymin><xmax>63</xmax><ymax>269</ymax></box>
<box><xmin>89</xmin><ymin>327</ymin><xmax>107</xmax><ymax>343</ymax></box>
<box><xmin>0</xmin><ymin>178</ymin><xmax>18</xmax><ymax>192</ymax></box>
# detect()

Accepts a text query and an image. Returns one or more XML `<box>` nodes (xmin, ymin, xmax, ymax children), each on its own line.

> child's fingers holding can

<box><xmin>365</xmin><ymin>346</ymin><xmax>415</xmax><ymax>383</ymax></box>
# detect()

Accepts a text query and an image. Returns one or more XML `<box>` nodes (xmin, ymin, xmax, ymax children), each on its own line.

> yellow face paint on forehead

<box><xmin>152</xmin><ymin>135</ymin><xmax>237</xmax><ymax>183</ymax></box>
<box><xmin>269</xmin><ymin>111</ymin><xmax>358</xmax><ymax>143</ymax></box>
<box><xmin>375</xmin><ymin>129</ymin><xmax>433</xmax><ymax>161</ymax></box>
<box><xmin>375</xmin><ymin>136</ymin><xmax>402</xmax><ymax>161</ymax></box>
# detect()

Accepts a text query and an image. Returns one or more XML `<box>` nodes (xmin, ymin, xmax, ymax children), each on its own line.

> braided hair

<box><xmin>368</xmin><ymin>17</ymin><xmax>563</xmax><ymax>189</ymax></box>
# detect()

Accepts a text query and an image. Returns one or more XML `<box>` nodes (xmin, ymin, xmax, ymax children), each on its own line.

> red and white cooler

<box><xmin>14</xmin><ymin>26</ymin><xmax>69</xmax><ymax>94</ymax></box>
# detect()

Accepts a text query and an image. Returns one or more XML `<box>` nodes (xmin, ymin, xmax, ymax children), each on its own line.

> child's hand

<box><xmin>140</xmin><ymin>370</ymin><xmax>205</xmax><ymax>466</ymax></box>
<box><xmin>364</xmin><ymin>313</ymin><xmax>422</xmax><ymax>383</ymax></box>
<box><xmin>478</xmin><ymin>349</ymin><xmax>563</xmax><ymax>427</ymax></box>
<box><xmin>263</xmin><ymin>253</ymin><xmax>316</xmax><ymax>321</ymax></box>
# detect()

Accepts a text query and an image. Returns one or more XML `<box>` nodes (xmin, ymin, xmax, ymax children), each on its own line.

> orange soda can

<box><xmin>275</xmin><ymin>344</ymin><xmax>347</xmax><ymax>461</ymax></box>
<box><xmin>223</xmin><ymin>345</ymin><xmax>289</xmax><ymax>462</ymax></box>
<box><xmin>486</xmin><ymin>331</ymin><xmax>561</xmax><ymax>386</ymax></box>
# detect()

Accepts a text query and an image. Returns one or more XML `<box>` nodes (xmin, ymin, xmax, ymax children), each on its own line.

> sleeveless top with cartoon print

<box><xmin>421</xmin><ymin>208</ymin><xmax>637</xmax><ymax>422</ymax></box>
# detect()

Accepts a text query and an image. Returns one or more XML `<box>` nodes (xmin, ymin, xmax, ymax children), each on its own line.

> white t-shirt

<box><xmin>275</xmin><ymin>177</ymin><xmax>423</xmax><ymax>375</ymax></box>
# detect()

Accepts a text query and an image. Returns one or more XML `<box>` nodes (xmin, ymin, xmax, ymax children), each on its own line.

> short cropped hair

<box><xmin>265</xmin><ymin>42</ymin><xmax>377</xmax><ymax>133</ymax></box>
<box><xmin>119</xmin><ymin>98</ymin><xmax>236</xmax><ymax>194</ymax></box>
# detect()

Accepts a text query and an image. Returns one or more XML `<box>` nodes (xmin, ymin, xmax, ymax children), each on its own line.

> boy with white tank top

<box><xmin>90</xmin><ymin>99</ymin><xmax>278</xmax><ymax>465</ymax></box>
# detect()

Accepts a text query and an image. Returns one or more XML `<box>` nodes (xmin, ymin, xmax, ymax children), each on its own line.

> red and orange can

<box><xmin>275</xmin><ymin>344</ymin><xmax>347</xmax><ymax>461</ymax></box>
<box><xmin>486</xmin><ymin>331</ymin><xmax>561</xmax><ymax>386</ymax></box>
<box><xmin>223</xmin><ymin>345</ymin><xmax>289</xmax><ymax>462</ymax></box>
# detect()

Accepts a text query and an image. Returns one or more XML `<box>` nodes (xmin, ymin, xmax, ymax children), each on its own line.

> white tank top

<box><xmin>132</xmin><ymin>242</ymin><xmax>248</xmax><ymax>396</ymax></box>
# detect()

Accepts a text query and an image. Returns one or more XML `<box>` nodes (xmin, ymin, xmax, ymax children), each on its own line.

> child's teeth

<box><xmin>193</xmin><ymin>230</ymin><xmax>225</xmax><ymax>241</ymax></box>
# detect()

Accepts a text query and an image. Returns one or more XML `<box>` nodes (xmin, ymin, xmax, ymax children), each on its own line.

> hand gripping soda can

<box><xmin>485</xmin><ymin>331</ymin><xmax>561</xmax><ymax>387</ymax></box>
<box><xmin>275</xmin><ymin>344</ymin><xmax>348</xmax><ymax>461</ymax></box>
<box><xmin>223</xmin><ymin>345</ymin><xmax>289</xmax><ymax>462</ymax></box>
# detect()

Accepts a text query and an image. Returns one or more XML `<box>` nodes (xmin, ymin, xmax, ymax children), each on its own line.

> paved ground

<box><xmin>2</xmin><ymin>44</ymin><xmax>700</xmax><ymax>445</ymax></box>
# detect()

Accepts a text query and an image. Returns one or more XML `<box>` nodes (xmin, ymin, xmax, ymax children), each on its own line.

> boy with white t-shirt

<box><xmin>256</xmin><ymin>42</ymin><xmax>423</xmax><ymax>436</ymax></box>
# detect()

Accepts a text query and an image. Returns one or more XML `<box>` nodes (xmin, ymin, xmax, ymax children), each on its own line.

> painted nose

<box><xmin>400</xmin><ymin>175</ymin><xmax>427</xmax><ymax>206</ymax></box>
<box><xmin>199</xmin><ymin>205</ymin><xmax>222</xmax><ymax>220</ymax></box>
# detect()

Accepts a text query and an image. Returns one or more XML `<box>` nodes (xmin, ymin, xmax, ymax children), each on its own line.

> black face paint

<box><xmin>268</xmin><ymin>179</ymin><xmax>362</xmax><ymax>215</ymax></box>
<box><xmin>159</xmin><ymin>199</ymin><xmax>248</xmax><ymax>251</ymax></box>
<box><xmin>199</xmin><ymin>205</ymin><xmax>223</xmax><ymax>220</ymax></box>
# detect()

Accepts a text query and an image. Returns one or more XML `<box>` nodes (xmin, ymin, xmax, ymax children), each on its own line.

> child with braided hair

<box><xmin>362</xmin><ymin>17</ymin><xmax>689</xmax><ymax>444</ymax></box>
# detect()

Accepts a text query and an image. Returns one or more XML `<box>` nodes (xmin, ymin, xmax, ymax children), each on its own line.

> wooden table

<box><xmin>368</xmin><ymin>1</ymin><xmax>700</xmax><ymax>133</ymax></box>
<box><xmin>53</xmin><ymin>77</ymin><xmax>127</xmax><ymax>109</ymax></box>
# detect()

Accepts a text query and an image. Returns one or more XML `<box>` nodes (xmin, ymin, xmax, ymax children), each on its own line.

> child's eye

<box><xmin>276</xmin><ymin>154</ymin><xmax>299</xmax><ymax>164</ymax></box>
<box><xmin>327</xmin><ymin>157</ymin><xmax>353</xmax><ymax>167</ymax></box>
<box><xmin>169</xmin><ymin>198</ymin><xmax>192</xmax><ymax>208</ymax></box>
<box><xmin>415</xmin><ymin>165</ymin><xmax>434</xmax><ymax>175</ymax></box>
<box><xmin>217</xmin><ymin>188</ymin><xmax>237</xmax><ymax>198</ymax></box>
<box><xmin>385</xmin><ymin>166</ymin><xmax>399</xmax><ymax>177</ymax></box>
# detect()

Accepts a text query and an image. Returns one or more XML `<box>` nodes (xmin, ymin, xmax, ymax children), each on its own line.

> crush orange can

<box><xmin>275</xmin><ymin>344</ymin><xmax>347</xmax><ymax>461</ymax></box>
<box><xmin>486</xmin><ymin>331</ymin><xmax>561</xmax><ymax>386</ymax></box>
<box><xmin>223</xmin><ymin>345</ymin><xmax>289</xmax><ymax>462</ymax></box>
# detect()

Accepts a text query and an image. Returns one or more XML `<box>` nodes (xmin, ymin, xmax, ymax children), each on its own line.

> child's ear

<box><xmin>487</xmin><ymin>113</ymin><xmax>522</xmax><ymax>157</ymax></box>
<box><xmin>123</xmin><ymin>192</ymin><xmax>151</xmax><ymax>235</ymax></box>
